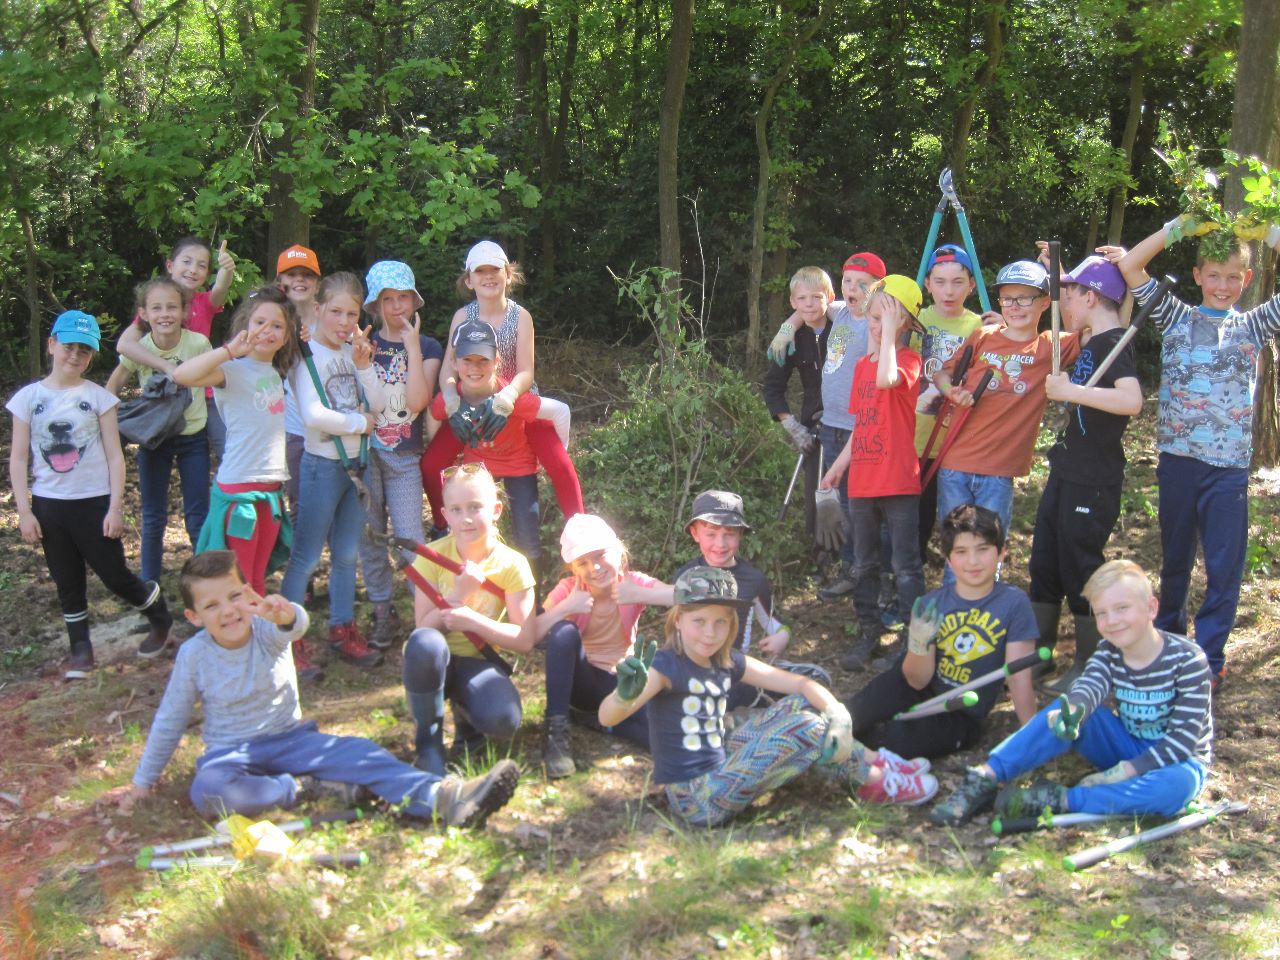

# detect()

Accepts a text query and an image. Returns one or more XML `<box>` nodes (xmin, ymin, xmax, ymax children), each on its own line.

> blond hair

<box><xmin>789</xmin><ymin>266</ymin><xmax>835</xmax><ymax>300</ymax></box>
<box><xmin>1082</xmin><ymin>559</ymin><xmax>1153</xmax><ymax>605</ymax></box>
<box><xmin>663</xmin><ymin>604</ymin><xmax>738</xmax><ymax>669</ymax></box>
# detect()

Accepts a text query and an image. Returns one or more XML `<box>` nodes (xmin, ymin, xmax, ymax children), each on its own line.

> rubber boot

<box><xmin>1045</xmin><ymin>614</ymin><xmax>1101</xmax><ymax>694</ymax></box>
<box><xmin>64</xmin><ymin>613</ymin><xmax>94</xmax><ymax>680</ymax></box>
<box><xmin>1030</xmin><ymin>601</ymin><xmax>1060</xmax><ymax>683</ymax></box>
<box><xmin>544</xmin><ymin>714</ymin><xmax>575</xmax><ymax>779</ymax></box>
<box><xmin>136</xmin><ymin>582</ymin><xmax>174</xmax><ymax>659</ymax></box>
<box><xmin>409</xmin><ymin>689</ymin><xmax>448</xmax><ymax>776</ymax></box>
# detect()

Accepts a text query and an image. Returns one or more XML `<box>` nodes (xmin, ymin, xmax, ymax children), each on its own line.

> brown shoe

<box><xmin>329</xmin><ymin>624</ymin><xmax>383</xmax><ymax>668</ymax></box>
<box><xmin>433</xmin><ymin>759</ymin><xmax>520</xmax><ymax>828</ymax></box>
<box><xmin>292</xmin><ymin>637</ymin><xmax>325</xmax><ymax>683</ymax></box>
<box><xmin>64</xmin><ymin>647</ymin><xmax>95</xmax><ymax>681</ymax></box>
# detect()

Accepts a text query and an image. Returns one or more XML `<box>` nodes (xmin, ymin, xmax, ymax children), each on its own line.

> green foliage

<box><xmin>574</xmin><ymin>266</ymin><xmax>807</xmax><ymax>583</ymax></box>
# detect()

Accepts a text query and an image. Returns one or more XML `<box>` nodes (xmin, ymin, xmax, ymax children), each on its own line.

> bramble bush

<box><xmin>574</xmin><ymin>267</ymin><xmax>809</xmax><ymax>586</ymax></box>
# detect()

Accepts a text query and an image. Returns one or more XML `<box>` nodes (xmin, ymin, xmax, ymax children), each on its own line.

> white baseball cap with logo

<box><xmin>465</xmin><ymin>240</ymin><xmax>509</xmax><ymax>272</ymax></box>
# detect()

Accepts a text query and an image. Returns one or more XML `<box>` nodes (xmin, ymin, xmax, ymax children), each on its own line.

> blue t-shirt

<box><xmin>369</xmin><ymin>331</ymin><xmax>443</xmax><ymax>454</ymax></box>
<box><xmin>820</xmin><ymin>303</ymin><xmax>868</xmax><ymax>431</ymax></box>
<box><xmin>648</xmin><ymin>648</ymin><xmax>746</xmax><ymax>785</ymax></box>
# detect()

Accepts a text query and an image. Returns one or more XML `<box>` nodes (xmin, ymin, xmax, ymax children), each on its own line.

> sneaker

<box><xmin>296</xmin><ymin>775</ymin><xmax>368</xmax><ymax>805</ymax></box>
<box><xmin>64</xmin><ymin>648</ymin><xmax>95</xmax><ymax>681</ymax></box>
<box><xmin>433</xmin><ymin>759</ymin><xmax>520</xmax><ymax>828</ymax></box>
<box><xmin>818</xmin><ymin>573</ymin><xmax>857</xmax><ymax>602</ymax></box>
<box><xmin>367</xmin><ymin>604</ymin><xmax>402</xmax><ymax>651</ymax></box>
<box><xmin>857</xmin><ymin>768</ymin><xmax>939</xmax><ymax>806</ymax></box>
<box><xmin>873</xmin><ymin>748</ymin><xmax>931</xmax><ymax>777</ymax></box>
<box><xmin>292</xmin><ymin>638</ymin><xmax>326</xmax><ymax>683</ymax></box>
<box><xmin>1210</xmin><ymin>666</ymin><xmax>1227</xmax><ymax>693</ymax></box>
<box><xmin>995</xmin><ymin>780</ymin><xmax>1067</xmax><ymax>820</ymax></box>
<box><xmin>543</xmin><ymin>715</ymin><xmax>575</xmax><ymax>779</ymax></box>
<box><xmin>929</xmin><ymin>767</ymin><xmax>999</xmax><ymax>825</ymax></box>
<box><xmin>329</xmin><ymin>624</ymin><xmax>384</xmax><ymax>668</ymax></box>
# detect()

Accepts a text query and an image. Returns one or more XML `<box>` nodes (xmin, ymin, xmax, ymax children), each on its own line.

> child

<box><xmin>1117</xmin><ymin>220</ymin><xmax>1280</xmax><ymax>688</ymax></box>
<box><xmin>9</xmin><ymin>311</ymin><xmax>173</xmax><ymax>679</ymax></box>
<box><xmin>533</xmin><ymin>513</ymin><xmax>660</xmax><ymax>777</ymax></box>
<box><xmin>275</xmin><ymin>244</ymin><xmax>323</xmax><ymax>521</ymax></box>
<box><xmin>118</xmin><ymin>237</ymin><xmax>237</xmax><ymax>457</ymax></box>
<box><xmin>1030</xmin><ymin>254</ymin><xmax>1143</xmax><ymax>691</ymax></box>
<box><xmin>843</xmin><ymin>505</ymin><xmax>1038</xmax><ymax>759</ymax></box>
<box><xmin>280</xmin><ymin>273</ymin><xmax>387</xmax><ymax>668</ymax></box>
<box><xmin>599</xmin><ymin>566</ymin><xmax>937</xmax><ymax>826</ymax></box>
<box><xmin>422</xmin><ymin>240</ymin><xmax>581</xmax><ymax>547</ymax></box>
<box><xmin>426</xmin><ymin>318</ymin><xmax>582</xmax><ymax>563</ymax></box>
<box><xmin>914</xmin><ymin>244</ymin><xmax>984</xmax><ymax>555</ymax></box>
<box><xmin>762</xmin><ymin>266</ymin><xmax>835</xmax><ymax>545</ymax></box>
<box><xmin>110</xmin><ymin>551</ymin><xmax>519</xmax><ymax>828</ymax></box>
<box><xmin>821</xmin><ymin>276</ymin><xmax>927</xmax><ymax>670</ymax></box>
<box><xmin>402</xmin><ymin>463</ymin><xmax>536</xmax><ymax>774</ymax></box>
<box><xmin>356</xmin><ymin>261</ymin><xmax>443</xmax><ymax>648</ymax></box>
<box><xmin>932</xmin><ymin>260</ymin><xmax>1081</xmax><ymax>570</ymax></box>
<box><xmin>930</xmin><ymin>560</ymin><xmax>1212</xmax><ymax>826</ymax></box>
<box><xmin>106</xmin><ymin>278</ymin><xmax>212</xmax><ymax>585</ymax></box>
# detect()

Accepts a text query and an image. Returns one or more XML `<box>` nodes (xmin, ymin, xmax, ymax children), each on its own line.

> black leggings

<box><xmin>843</xmin><ymin>656</ymin><xmax>983</xmax><ymax>759</ymax></box>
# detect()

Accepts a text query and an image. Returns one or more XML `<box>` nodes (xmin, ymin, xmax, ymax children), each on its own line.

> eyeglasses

<box><xmin>442</xmin><ymin>462</ymin><xmax>492</xmax><ymax>481</ymax></box>
<box><xmin>997</xmin><ymin>295</ymin><xmax>1042</xmax><ymax>308</ymax></box>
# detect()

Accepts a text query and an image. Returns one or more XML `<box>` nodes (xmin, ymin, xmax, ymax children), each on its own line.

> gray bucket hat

<box><xmin>685</xmin><ymin>490</ymin><xmax>751</xmax><ymax>530</ymax></box>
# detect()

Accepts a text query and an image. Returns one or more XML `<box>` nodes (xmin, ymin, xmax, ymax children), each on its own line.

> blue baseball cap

<box><xmin>995</xmin><ymin>260</ymin><xmax>1050</xmax><ymax>293</ymax></box>
<box><xmin>364</xmin><ymin>261</ymin><xmax>425</xmax><ymax>314</ymax></box>
<box><xmin>50</xmin><ymin>310</ymin><xmax>101</xmax><ymax>350</ymax></box>
<box><xmin>925</xmin><ymin>244</ymin><xmax>974</xmax><ymax>276</ymax></box>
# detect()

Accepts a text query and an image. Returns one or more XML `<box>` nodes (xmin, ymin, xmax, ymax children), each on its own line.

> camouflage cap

<box><xmin>686</xmin><ymin>490</ymin><xmax>751</xmax><ymax>531</ymax></box>
<box><xmin>673</xmin><ymin>566</ymin><xmax>752</xmax><ymax>608</ymax></box>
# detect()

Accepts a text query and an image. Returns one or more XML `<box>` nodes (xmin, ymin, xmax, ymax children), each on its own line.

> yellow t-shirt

<box><xmin>121</xmin><ymin>329</ymin><xmax>212</xmax><ymax>435</ymax></box>
<box><xmin>913</xmin><ymin>306</ymin><xmax>983</xmax><ymax>456</ymax></box>
<box><xmin>411</xmin><ymin>535</ymin><xmax>536</xmax><ymax>658</ymax></box>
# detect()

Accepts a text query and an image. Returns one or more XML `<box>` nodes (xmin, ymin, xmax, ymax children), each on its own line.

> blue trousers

<box><xmin>936</xmin><ymin>469</ymin><xmax>1013</xmax><ymax>586</ymax></box>
<box><xmin>986</xmin><ymin>705</ymin><xmax>1207</xmax><ymax>816</ymax></box>
<box><xmin>190</xmin><ymin>720</ymin><xmax>440</xmax><ymax>818</ymax></box>
<box><xmin>543</xmin><ymin>620</ymin><xmax>649</xmax><ymax>745</ymax></box>
<box><xmin>136</xmin><ymin>428</ymin><xmax>210</xmax><ymax>583</ymax></box>
<box><xmin>1155</xmin><ymin>453</ymin><xmax>1247</xmax><ymax>674</ymax></box>
<box><xmin>282</xmin><ymin>453</ymin><xmax>364</xmax><ymax>626</ymax></box>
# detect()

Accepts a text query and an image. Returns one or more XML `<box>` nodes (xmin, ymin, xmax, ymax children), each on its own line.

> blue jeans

<box><xmin>819</xmin><ymin>424</ymin><xmax>855</xmax><ymax>566</ymax></box>
<box><xmin>136</xmin><ymin>429</ymin><xmax>210</xmax><ymax>582</ymax></box>
<box><xmin>281</xmin><ymin>453</ymin><xmax>364</xmax><ymax>626</ymax></box>
<box><xmin>936</xmin><ymin>469</ymin><xmax>1014</xmax><ymax>585</ymax></box>
<box><xmin>1155</xmin><ymin>453</ymin><xmax>1247</xmax><ymax>674</ymax></box>
<box><xmin>987</xmin><ymin>705</ymin><xmax>1207</xmax><ymax>817</ymax></box>
<box><xmin>849</xmin><ymin>494</ymin><xmax>924</xmax><ymax>629</ymax></box>
<box><xmin>543</xmin><ymin>620</ymin><xmax>649</xmax><ymax>745</ymax></box>
<box><xmin>501</xmin><ymin>473</ymin><xmax>541</xmax><ymax>559</ymax></box>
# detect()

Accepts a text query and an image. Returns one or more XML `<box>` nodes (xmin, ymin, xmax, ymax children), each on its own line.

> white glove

<box><xmin>767</xmin><ymin>322</ymin><xmax>797</xmax><ymax>366</ymax></box>
<box><xmin>906</xmin><ymin>597</ymin><xmax>940</xmax><ymax>657</ymax></box>
<box><xmin>813</xmin><ymin>487</ymin><xmax>846</xmax><ymax>551</ymax></box>
<box><xmin>491</xmin><ymin>384</ymin><xmax>519</xmax><ymax>417</ymax></box>
<box><xmin>1268</xmin><ymin>224</ymin><xmax>1280</xmax><ymax>250</ymax></box>
<box><xmin>782</xmin><ymin>417</ymin><xmax>815</xmax><ymax>455</ymax></box>
<box><xmin>443</xmin><ymin>386</ymin><xmax>461</xmax><ymax>418</ymax></box>
<box><xmin>1077</xmin><ymin>761</ymin><xmax>1134</xmax><ymax>788</ymax></box>
<box><xmin>818</xmin><ymin>701</ymin><xmax>855</xmax><ymax>766</ymax></box>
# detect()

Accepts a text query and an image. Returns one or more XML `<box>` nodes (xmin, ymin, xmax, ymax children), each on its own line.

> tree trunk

<box><xmin>266</xmin><ymin>0</ymin><xmax>321</xmax><ymax>269</ymax></box>
<box><xmin>947</xmin><ymin>0</ymin><xmax>1006</xmax><ymax>192</ymax></box>
<box><xmin>657</xmin><ymin>0</ymin><xmax>694</xmax><ymax>296</ymax></box>
<box><xmin>1105</xmin><ymin>52</ymin><xmax>1145</xmax><ymax>245</ymax></box>
<box><xmin>8</xmin><ymin>163</ymin><xmax>42</xmax><ymax>379</ymax></box>
<box><xmin>540</xmin><ymin>8</ymin><xmax>578</xmax><ymax>284</ymax></box>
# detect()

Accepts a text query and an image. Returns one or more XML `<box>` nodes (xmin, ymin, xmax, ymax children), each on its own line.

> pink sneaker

<box><xmin>857</xmin><ymin>768</ymin><xmax>939</xmax><ymax>806</ymax></box>
<box><xmin>873</xmin><ymin>748</ymin><xmax>931</xmax><ymax>777</ymax></box>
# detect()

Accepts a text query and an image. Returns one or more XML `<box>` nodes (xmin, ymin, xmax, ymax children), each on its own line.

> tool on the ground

<box><xmin>778</xmin><ymin>449</ymin><xmax>806</xmax><ymax>522</ymax></box>
<box><xmin>919</xmin><ymin>344</ymin><xmax>974</xmax><ymax>465</ymax></box>
<box><xmin>992</xmin><ymin>811</ymin><xmax>1127</xmax><ymax>835</ymax></box>
<box><xmin>892</xmin><ymin>647</ymin><xmax>1051</xmax><ymax>721</ymax></box>
<box><xmin>938</xmin><ymin>169</ymin><xmax>992</xmax><ymax>313</ymax></box>
<box><xmin>1048</xmin><ymin>241</ymin><xmax>1062</xmax><ymax>375</ymax></box>
<box><xmin>919</xmin><ymin>368</ymin><xmax>995</xmax><ymax>489</ymax></box>
<box><xmin>141</xmin><ymin>851</ymin><xmax>369</xmax><ymax>871</ymax></box>
<box><xmin>1063</xmin><ymin>799</ymin><xmax>1248</xmax><ymax>871</ymax></box>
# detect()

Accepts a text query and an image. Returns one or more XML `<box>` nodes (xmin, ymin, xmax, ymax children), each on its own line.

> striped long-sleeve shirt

<box><xmin>1066</xmin><ymin>631</ymin><xmax>1213</xmax><ymax>776</ymax></box>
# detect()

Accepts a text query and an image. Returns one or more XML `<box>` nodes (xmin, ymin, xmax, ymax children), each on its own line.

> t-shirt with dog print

<box><xmin>8</xmin><ymin>380</ymin><xmax>119</xmax><ymax>499</ymax></box>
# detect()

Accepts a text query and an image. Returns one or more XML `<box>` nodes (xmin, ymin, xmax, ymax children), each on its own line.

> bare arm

<box><xmin>401</xmin><ymin>317</ymin><xmax>432</xmax><ymax>415</ymax></box>
<box><xmin>901</xmin><ymin>643</ymin><xmax>936</xmax><ymax>690</ymax></box>
<box><xmin>599</xmin><ymin>665</ymin><xmax>668</xmax><ymax>727</ymax></box>
<box><xmin>1045</xmin><ymin>373</ymin><xmax>1143</xmax><ymax>415</ymax></box>
<box><xmin>173</xmin><ymin>340</ymin><xmax>236</xmax><ymax>389</ymax></box>
<box><xmin>1117</xmin><ymin>228</ymin><xmax>1166</xmax><ymax>290</ymax></box>
<box><xmin>876</xmin><ymin>301</ymin><xmax>902</xmax><ymax>389</ymax></box>
<box><xmin>10</xmin><ymin>417</ymin><xmax>40</xmax><ymax>542</ymax></box>
<box><xmin>436</xmin><ymin>308</ymin><xmax>467</xmax><ymax>406</ymax></box>
<box><xmin>1006</xmin><ymin>639</ymin><xmax>1037</xmax><ymax>726</ymax></box>
<box><xmin>105</xmin><ymin>364</ymin><xmax>131</xmax><ymax>396</ymax></box>
<box><xmin>820</xmin><ymin>431</ymin><xmax>853</xmax><ymax>489</ymax></box>
<box><xmin>117</xmin><ymin>323</ymin><xmax>174</xmax><ymax>375</ymax></box>
<box><xmin>100</xmin><ymin>406</ymin><xmax>127</xmax><ymax>537</ymax></box>
<box><xmin>741</xmin><ymin>657</ymin><xmax>838</xmax><ymax>710</ymax></box>
<box><xmin>208</xmin><ymin>242</ymin><xmax>236</xmax><ymax>308</ymax></box>
<box><xmin>508</xmin><ymin>307</ymin><xmax>536</xmax><ymax>396</ymax></box>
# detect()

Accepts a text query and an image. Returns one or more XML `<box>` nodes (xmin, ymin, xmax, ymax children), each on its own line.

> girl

<box><xmin>275</xmin><ymin>244</ymin><xmax>322</xmax><ymax>523</ymax></box>
<box><xmin>420</xmin><ymin>241</ymin><xmax>582</xmax><ymax>548</ymax></box>
<box><xmin>279</xmin><ymin>273</ymin><xmax>386</xmax><ymax>669</ymax></box>
<box><xmin>599</xmin><ymin>567</ymin><xmax>937</xmax><ymax>827</ymax></box>
<box><xmin>106</xmin><ymin>278</ymin><xmax>212</xmax><ymax>584</ymax></box>
<box><xmin>425</xmin><ymin>318</ymin><xmax>583</xmax><ymax>563</ymax></box>
<box><xmin>355</xmin><ymin>261</ymin><xmax>443</xmax><ymax>649</ymax></box>
<box><xmin>9</xmin><ymin>311</ymin><xmax>173</xmax><ymax>680</ymax></box>
<box><xmin>534</xmin><ymin>513</ymin><xmax>659</xmax><ymax>778</ymax></box>
<box><xmin>402</xmin><ymin>463</ymin><xmax>536</xmax><ymax>775</ymax></box>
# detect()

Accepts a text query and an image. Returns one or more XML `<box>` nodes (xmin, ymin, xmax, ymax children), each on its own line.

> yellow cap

<box><xmin>879</xmin><ymin>275</ymin><xmax>923</xmax><ymax>318</ymax></box>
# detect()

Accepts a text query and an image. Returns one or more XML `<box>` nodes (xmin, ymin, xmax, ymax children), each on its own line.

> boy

<box><xmin>842</xmin><ymin>504</ymin><xmax>1037</xmax><ymax>760</ymax></box>
<box><xmin>762</xmin><ymin>266</ymin><xmax>836</xmax><ymax>545</ymax></box>
<box><xmin>933</xmin><ymin>259</ymin><xmax>1081</xmax><ymax>578</ymax></box>
<box><xmin>110</xmin><ymin>551</ymin><xmax>518</xmax><ymax>828</ymax></box>
<box><xmin>1117</xmin><ymin>220</ymin><xmax>1280</xmax><ymax>688</ymax></box>
<box><xmin>1031</xmin><ymin>255</ymin><xmax>1143</xmax><ymax>691</ymax></box>
<box><xmin>930</xmin><ymin>559</ymin><xmax>1212</xmax><ymax>826</ymax></box>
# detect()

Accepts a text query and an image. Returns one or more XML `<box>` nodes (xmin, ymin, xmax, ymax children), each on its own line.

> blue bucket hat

<box><xmin>364</xmin><ymin>261</ymin><xmax>425</xmax><ymax>314</ymax></box>
<box><xmin>51</xmin><ymin>310</ymin><xmax>101</xmax><ymax>350</ymax></box>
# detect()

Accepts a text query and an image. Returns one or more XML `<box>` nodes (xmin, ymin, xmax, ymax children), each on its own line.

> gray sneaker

<box><xmin>995</xmin><ymin>780</ymin><xmax>1067</xmax><ymax>820</ymax></box>
<box><xmin>818</xmin><ymin>571</ymin><xmax>857</xmax><ymax>602</ymax></box>
<box><xmin>433</xmin><ymin>759</ymin><xmax>520</xmax><ymax>828</ymax></box>
<box><xmin>929</xmin><ymin>767</ymin><xmax>999</xmax><ymax>825</ymax></box>
<box><xmin>367</xmin><ymin>604</ymin><xmax>402</xmax><ymax>651</ymax></box>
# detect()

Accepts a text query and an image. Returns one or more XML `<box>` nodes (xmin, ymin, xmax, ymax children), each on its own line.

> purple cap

<box><xmin>1063</xmin><ymin>256</ymin><xmax>1125</xmax><ymax>304</ymax></box>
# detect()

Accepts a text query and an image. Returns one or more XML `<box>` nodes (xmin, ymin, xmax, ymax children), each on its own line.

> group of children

<box><xmin>9</xmin><ymin>205</ymin><xmax>1273</xmax><ymax>832</ymax></box>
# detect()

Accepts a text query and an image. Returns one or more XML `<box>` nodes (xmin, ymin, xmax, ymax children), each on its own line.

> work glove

<box><xmin>475</xmin><ymin>385</ymin><xmax>517</xmax><ymax>442</ymax></box>
<box><xmin>813</xmin><ymin>487</ymin><xmax>847</xmax><ymax>551</ymax></box>
<box><xmin>1077</xmin><ymin>761</ymin><xmax>1134</xmax><ymax>788</ymax></box>
<box><xmin>1232</xmin><ymin>219</ymin><xmax>1269</xmax><ymax>242</ymax></box>
<box><xmin>906</xmin><ymin>596</ymin><xmax>941</xmax><ymax>657</ymax></box>
<box><xmin>1047</xmin><ymin>694</ymin><xmax>1086</xmax><ymax>741</ymax></box>
<box><xmin>615</xmin><ymin>635</ymin><xmax>658</xmax><ymax>702</ymax></box>
<box><xmin>442</xmin><ymin>385</ymin><xmax>462</xmax><ymax>418</ymax></box>
<box><xmin>1269</xmin><ymin>225</ymin><xmax>1280</xmax><ymax>250</ymax></box>
<box><xmin>767</xmin><ymin>321</ymin><xmax>797</xmax><ymax>366</ymax></box>
<box><xmin>1163</xmin><ymin>213</ymin><xmax>1221</xmax><ymax>248</ymax></box>
<box><xmin>818</xmin><ymin>701</ymin><xmax>855</xmax><ymax>766</ymax></box>
<box><xmin>448</xmin><ymin>401</ymin><xmax>478</xmax><ymax>446</ymax></box>
<box><xmin>782</xmin><ymin>417</ymin><xmax>815</xmax><ymax>455</ymax></box>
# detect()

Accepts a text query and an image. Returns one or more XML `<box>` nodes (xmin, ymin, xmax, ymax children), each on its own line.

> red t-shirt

<box><xmin>429</xmin><ymin>390</ymin><xmax>541</xmax><ymax>477</ymax></box>
<box><xmin>846</xmin><ymin>350</ymin><xmax>922</xmax><ymax>498</ymax></box>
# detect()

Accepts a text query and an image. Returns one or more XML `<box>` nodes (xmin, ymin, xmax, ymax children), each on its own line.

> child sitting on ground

<box><xmin>110</xmin><ymin>551</ymin><xmax>518</xmax><ymax>828</ymax></box>
<box><xmin>930</xmin><ymin>559</ymin><xmax>1212</xmax><ymax>826</ymax></box>
<box><xmin>842</xmin><ymin>505</ymin><xmax>1038</xmax><ymax>760</ymax></box>
<box><xmin>599</xmin><ymin>567</ymin><xmax>937</xmax><ymax>826</ymax></box>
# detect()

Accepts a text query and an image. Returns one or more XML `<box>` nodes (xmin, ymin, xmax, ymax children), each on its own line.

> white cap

<box><xmin>560</xmin><ymin>514</ymin><xmax>621</xmax><ymax>563</ymax></box>
<box><xmin>465</xmin><ymin>240</ymin><xmax>509</xmax><ymax>272</ymax></box>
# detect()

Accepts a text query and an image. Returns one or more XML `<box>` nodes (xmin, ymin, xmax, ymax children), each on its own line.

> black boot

<box><xmin>544</xmin><ymin>715</ymin><xmax>575</xmax><ymax>779</ymax></box>
<box><xmin>136</xmin><ymin>582</ymin><xmax>173</xmax><ymax>659</ymax></box>
<box><xmin>1030</xmin><ymin>601</ymin><xmax>1060</xmax><ymax>682</ymax></box>
<box><xmin>1046</xmin><ymin>614</ymin><xmax>1101</xmax><ymax>694</ymax></box>
<box><xmin>64</xmin><ymin>612</ymin><xmax>94</xmax><ymax>680</ymax></box>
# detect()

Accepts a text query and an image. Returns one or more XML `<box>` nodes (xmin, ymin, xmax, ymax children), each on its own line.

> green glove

<box><xmin>906</xmin><ymin>597</ymin><xmax>940</xmax><ymax>657</ymax></box>
<box><xmin>767</xmin><ymin>322</ymin><xmax>797</xmax><ymax>366</ymax></box>
<box><xmin>1049</xmin><ymin>694</ymin><xmax>1085</xmax><ymax>741</ymax></box>
<box><xmin>615</xmin><ymin>635</ymin><xmax>658</xmax><ymax>701</ymax></box>
<box><xmin>1077</xmin><ymin>761</ymin><xmax>1133</xmax><ymax>788</ymax></box>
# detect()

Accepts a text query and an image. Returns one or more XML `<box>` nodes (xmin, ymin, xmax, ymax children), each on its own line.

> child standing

<box><xmin>599</xmin><ymin>567</ymin><xmax>937</xmax><ymax>827</ymax></box>
<box><xmin>111</xmin><ymin>551</ymin><xmax>519</xmax><ymax>828</ymax></box>
<box><xmin>534</xmin><ymin>513</ymin><xmax>660</xmax><ymax>777</ymax></box>
<box><xmin>931</xmin><ymin>560</ymin><xmax>1212</xmax><ymax>826</ymax></box>
<box><xmin>280</xmin><ymin>273</ymin><xmax>386</xmax><ymax>668</ymax></box>
<box><xmin>1117</xmin><ymin>221</ymin><xmax>1280</xmax><ymax>687</ymax></box>
<box><xmin>106</xmin><ymin>278</ymin><xmax>212</xmax><ymax>584</ymax></box>
<box><xmin>9</xmin><ymin>311</ymin><xmax>174</xmax><ymax>679</ymax></box>
<box><xmin>821</xmin><ymin>276</ymin><xmax>927</xmax><ymax>670</ymax></box>
<box><xmin>356</xmin><ymin>261</ymin><xmax>443</xmax><ymax>648</ymax></box>
<box><xmin>402</xmin><ymin>464</ymin><xmax>536</xmax><ymax>774</ymax></box>
<box><xmin>275</xmin><ymin>244</ymin><xmax>323</xmax><ymax>521</ymax></box>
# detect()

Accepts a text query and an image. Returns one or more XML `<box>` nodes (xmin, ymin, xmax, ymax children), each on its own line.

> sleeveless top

<box><xmin>465</xmin><ymin>299</ymin><xmax>530</xmax><ymax>389</ymax></box>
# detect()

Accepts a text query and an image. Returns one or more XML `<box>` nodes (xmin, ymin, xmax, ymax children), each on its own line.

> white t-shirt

<box><xmin>7</xmin><ymin>380</ymin><xmax>118</xmax><ymax>499</ymax></box>
<box><xmin>214</xmin><ymin>358</ymin><xmax>288</xmax><ymax>484</ymax></box>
